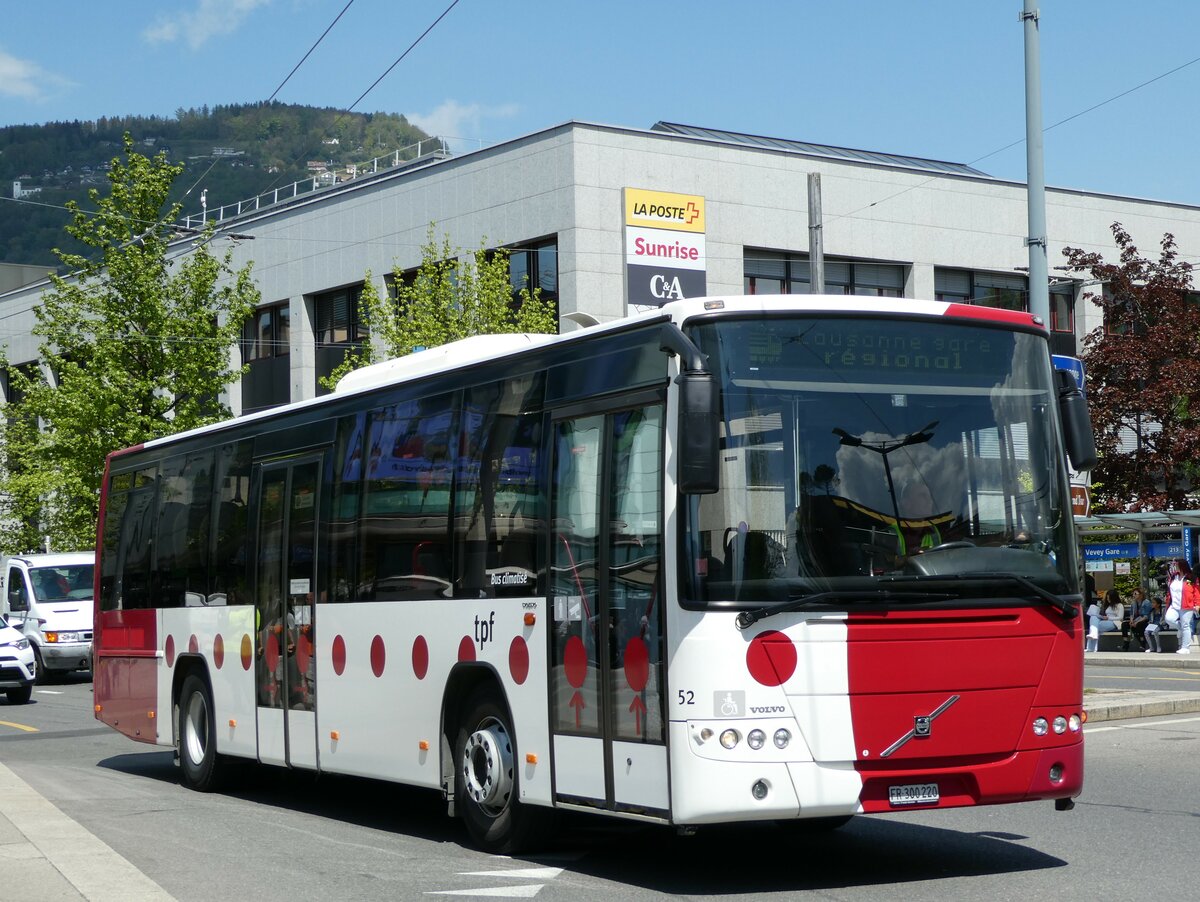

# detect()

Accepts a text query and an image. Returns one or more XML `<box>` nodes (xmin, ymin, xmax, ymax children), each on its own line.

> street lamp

<box><xmin>832</xmin><ymin>422</ymin><xmax>938</xmax><ymax>528</ymax></box>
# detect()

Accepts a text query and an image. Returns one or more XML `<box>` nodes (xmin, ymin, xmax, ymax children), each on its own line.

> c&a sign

<box><xmin>624</xmin><ymin>188</ymin><xmax>706</xmax><ymax>308</ymax></box>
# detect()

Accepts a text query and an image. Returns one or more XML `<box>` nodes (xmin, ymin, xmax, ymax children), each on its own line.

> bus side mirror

<box><xmin>677</xmin><ymin>370</ymin><xmax>720</xmax><ymax>494</ymax></box>
<box><xmin>1056</xmin><ymin>369</ymin><xmax>1098</xmax><ymax>472</ymax></box>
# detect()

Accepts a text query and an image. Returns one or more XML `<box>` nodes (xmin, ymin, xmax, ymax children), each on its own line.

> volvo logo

<box><xmin>880</xmin><ymin>695</ymin><xmax>960</xmax><ymax>758</ymax></box>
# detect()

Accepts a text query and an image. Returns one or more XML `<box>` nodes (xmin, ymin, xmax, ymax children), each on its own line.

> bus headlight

<box><xmin>773</xmin><ymin>728</ymin><xmax>791</xmax><ymax>749</ymax></box>
<box><xmin>1032</xmin><ymin>717</ymin><xmax>1049</xmax><ymax>736</ymax></box>
<box><xmin>719</xmin><ymin>729</ymin><xmax>740</xmax><ymax>750</ymax></box>
<box><xmin>1052</xmin><ymin>716</ymin><xmax>1068</xmax><ymax>734</ymax></box>
<box><xmin>1068</xmin><ymin>714</ymin><xmax>1082</xmax><ymax>732</ymax></box>
<box><xmin>747</xmin><ymin>729</ymin><xmax>765</xmax><ymax>750</ymax></box>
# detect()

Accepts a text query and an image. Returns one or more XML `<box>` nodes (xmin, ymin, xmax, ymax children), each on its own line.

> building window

<box><xmin>935</xmin><ymin>268</ymin><xmax>1029</xmax><ymax>311</ymax></box>
<box><xmin>243</xmin><ymin>302</ymin><xmax>290</xmax><ymax>361</ymax></box>
<box><xmin>385</xmin><ymin>237</ymin><xmax>560</xmax><ymax>322</ymax></box>
<box><xmin>315</xmin><ymin>286</ymin><xmax>366</xmax><ymax>348</ymax></box>
<box><xmin>314</xmin><ymin>284</ymin><xmax>366</xmax><ymax>395</ymax></box>
<box><xmin>744</xmin><ymin>250</ymin><xmax>903</xmax><ymax>296</ymax></box>
<box><xmin>507</xmin><ymin>238</ymin><xmax>558</xmax><ymax>308</ymax></box>
<box><xmin>1050</xmin><ymin>284</ymin><xmax>1074</xmax><ymax>333</ymax></box>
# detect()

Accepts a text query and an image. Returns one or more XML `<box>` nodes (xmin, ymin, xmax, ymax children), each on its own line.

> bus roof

<box><xmin>128</xmin><ymin>295</ymin><xmax>1044</xmax><ymax>454</ymax></box>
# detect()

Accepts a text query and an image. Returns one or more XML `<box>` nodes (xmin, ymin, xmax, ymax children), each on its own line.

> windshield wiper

<box><xmin>735</xmin><ymin>588</ymin><xmax>953</xmax><ymax>631</ymax></box>
<box><xmin>879</xmin><ymin>572</ymin><xmax>1078</xmax><ymax>619</ymax></box>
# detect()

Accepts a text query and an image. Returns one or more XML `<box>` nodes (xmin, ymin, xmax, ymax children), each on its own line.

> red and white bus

<box><xmin>94</xmin><ymin>296</ymin><xmax>1096</xmax><ymax>851</ymax></box>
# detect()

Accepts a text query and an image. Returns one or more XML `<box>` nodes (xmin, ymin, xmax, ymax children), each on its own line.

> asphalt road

<box><xmin>2</xmin><ymin>676</ymin><xmax>1196</xmax><ymax>901</ymax></box>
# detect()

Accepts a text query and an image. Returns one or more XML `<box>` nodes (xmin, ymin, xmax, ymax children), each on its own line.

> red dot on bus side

<box><xmin>332</xmin><ymin>635</ymin><xmax>347</xmax><ymax>676</ymax></box>
<box><xmin>458</xmin><ymin>635</ymin><xmax>476</xmax><ymax>662</ymax></box>
<box><xmin>164</xmin><ymin>635</ymin><xmax>176</xmax><ymax>667</ymax></box>
<box><xmin>412</xmin><ymin>635</ymin><xmax>429</xmax><ymax>680</ymax></box>
<box><xmin>370</xmin><ymin>635</ymin><xmax>386</xmax><ymax>677</ymax></box>
<box><xmin>213</xmin><ymin>634</ymin><xmax>225</xmax><ymax>669</ymax></box>
<box><xmin>624</xmin><ymin>637</ymin><xmax>649</xmax><ymax>692</ymax></box>
<box><xmin>188</xmin><ymin>634</ymin><xmax>199</xmax><ymax>655</ymax></box>
<box><xmin>564</xmin><ymin>635</ymin><xmax>587</xmax><ymax>689</ymax></box>
<box><xmin>746</xmin><ymin>630</ymin><xmax>797</xmax><ymax>687</ymax></box>
<box><xmin>240</xmin><ymin>634</ymin><xmax>252</xmax><ymax>671</ymax></box>
<box><xmin>509</xmin><ymin>636</ymin><xmax>529</xmax><ymax>685</ymax></box>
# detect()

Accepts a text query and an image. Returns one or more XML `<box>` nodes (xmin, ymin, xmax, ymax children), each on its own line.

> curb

<box><xmin>1082</xmin><ymin>691</ymin><xmax>1200</xmax><ymax>724</ymax></box>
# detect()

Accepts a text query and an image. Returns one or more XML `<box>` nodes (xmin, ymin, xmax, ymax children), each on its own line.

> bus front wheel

<box><xmin>454</xmin><ymin>687</ymin><xmax>550</xmax><ymax>853</ymax></box>
<box><xmin>177</xmin><ymin>674</ymin><xmax>225</xmax><ymax>792</ymax></box>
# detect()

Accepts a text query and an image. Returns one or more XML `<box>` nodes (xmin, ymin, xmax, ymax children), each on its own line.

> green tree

<box><xmin>1061</xmin><ymin>222</ymin><xmax>1200</xmax><ymax>512</ymax></box>
<box><xmin>322</xmin><ymin>227</ymin><xmax>558</xmax><ymax>390</ymax></box>
<box><xmin>0</xmin><ymin>134</ymin><xmax>259</xmax><ymax>552</ymax></box>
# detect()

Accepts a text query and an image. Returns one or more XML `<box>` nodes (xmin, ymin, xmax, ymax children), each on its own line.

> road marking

<box><xmin>37</xmin><ymin>689</ymin><xmax>65</xmax><ymax>695</ymax></box>
<box><xmin>1087</xmin><ymin>715</ymin><xmax>1200</xmax><ymax>734</ymax></box>
<box><xmin>426</xmin><ymin>887</ymin><xmax>544</xmax><ymax>898</ymax></box>
<box><xmin>0</xmin><ymin>720</ymin><xmax>39</xmax><ymax>733</ymax></box>
<box><xmin>459</xmin><ymin>869</ymin><xmax>563</xmax><ymax>880</ymax></box>
<box><xmin>426</xmin><ymin>862</ymin><xmax>565</xmax><ymax>896</ymax></box>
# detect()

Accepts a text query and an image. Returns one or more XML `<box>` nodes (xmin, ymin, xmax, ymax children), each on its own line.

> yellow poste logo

<box><xmin>624</xmin><ymin>188</ymin><xmax>705</xmax><ymax>233</ymax></box>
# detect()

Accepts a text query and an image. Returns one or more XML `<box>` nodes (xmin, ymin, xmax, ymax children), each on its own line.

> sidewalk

<box><xmin>0</xmin><ymin>761</ymin><xmax>173</xmax><ymax>902</ymax></box>
<box><xmin>1082</xmin><ymin>647</ymin><xmax>1200</xmax><ymax>723</ymax></box>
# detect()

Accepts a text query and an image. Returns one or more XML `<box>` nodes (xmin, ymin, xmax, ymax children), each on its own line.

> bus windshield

<box><xmin>681</xmin><ymin>314</ymin><xmax>1077</xmax><ymax>605</ymax></box>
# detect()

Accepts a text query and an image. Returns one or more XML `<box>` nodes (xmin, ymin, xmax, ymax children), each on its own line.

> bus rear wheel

<box><xmin>455</xmin><ymin>687</ymin><xmax>550</xmax><ymax>853</ymax></box>
<box><xmin>177</xmin><ymin>674</ymin><xmax>225</xmax><ymax>792</ymax></box>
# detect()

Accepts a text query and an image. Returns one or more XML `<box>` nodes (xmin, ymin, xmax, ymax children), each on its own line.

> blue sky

<box><xmin>4</xmin><ymin>0</ymin><xmax>1200</xmax><ymax>205</ymax></box>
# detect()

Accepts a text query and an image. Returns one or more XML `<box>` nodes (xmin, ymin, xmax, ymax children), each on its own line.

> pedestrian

<box><xmin>1179</xmin><ymin>562</ymin><xmax>1199</xmax><ymax>655</ymax></box>
<box><xmin>1086</xmin><ymin>587</ymin><xmax>1123</xmax><ymax>653</ymax></box>
<box><xmin>1127</xmin><ymin>586</ymin><xmax>1152</xmax><ymax>650</ymax></box>
<box><xmin>1144</xmin><ymin>596</ymin><xmax>1166</xmax><ymax>653</ymax></box>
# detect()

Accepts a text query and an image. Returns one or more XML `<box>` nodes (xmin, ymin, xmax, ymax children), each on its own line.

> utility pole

<box><xmin>808</xmin><ymin>173</ymin><xmax>825</xmax><ymax>294</ymax></box>
<box><xmin>1022</xmin><ymin>1</ymin><xmax>1050</xmax><ymax>324</ymax></box>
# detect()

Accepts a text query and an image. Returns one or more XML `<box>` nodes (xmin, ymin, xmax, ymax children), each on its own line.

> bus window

<box><xmin>212</xmin><ymin>441</ymin><xmax>252</xmax><ymax>606</ymax></box>
<box><xmin>325</xmin><ymin>413</ymin><xmax>366</xmax><ymax>604</ymax></box>
<box><xmin>455</xmin><ymin>375</ymin><xmax>545</xmax><ymax>598</ymax></box>
<box><xmin>154</xmin><ymin>451</ymin><xmax>214</xmax><ymax>608</ymax></box>
<box><xmin>359</xmin><ymin>393</ymin><xmax>456</xmax><ymax>600</ymax></box>
<box><xmin>102</xmin><ymin>465</ymin><xmax>158</xmax><ymax>610</ymax></box>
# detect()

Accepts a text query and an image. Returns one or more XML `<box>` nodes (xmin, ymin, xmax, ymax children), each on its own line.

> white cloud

<box><xmin>0</xmin><ymin>47</ymin><xmax>73</xmax><ymax>101</ymax></box>
<box><xmin>410</xmin><ymin>100</ymin><xmax>520</xmax><ymax>151</ymax></box>
<box><xmin>142</xmin><ymin>0</ymin><xmax>272</xmax><ymax>50</ymax></box>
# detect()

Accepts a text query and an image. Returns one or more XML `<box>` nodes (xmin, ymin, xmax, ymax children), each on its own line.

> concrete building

<box><xmin>4</xmin><ymin>119</ymin><xmax>1200</xmax><ymax>416</ymax></box>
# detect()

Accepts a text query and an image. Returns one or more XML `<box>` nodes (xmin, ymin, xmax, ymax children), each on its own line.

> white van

<box><xmin>1</xmin><ymin>552</ymin><xmax>95</xmax><ymax>680</ymax></box>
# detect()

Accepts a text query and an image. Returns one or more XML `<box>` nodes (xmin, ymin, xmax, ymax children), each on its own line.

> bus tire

<box><xmin>178</xmin><ymin>674</ymin><xmax>225</xmax><ymax>792</ymax></box>
<box><xmin>454</xmin><ymin>686</ymin><xmax>550</xmax><ymax>853</ymax></box>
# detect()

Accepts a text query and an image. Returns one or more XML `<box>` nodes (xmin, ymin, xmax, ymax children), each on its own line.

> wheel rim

<box><xmin>461</xmin><ymin>716</ymin><xmax>514</xmax><ymax>816</ymax></box>
<box><xmin>184</xmin><ymin>691</ymin><xmax>209</xmax><ymax>766</ymax></box>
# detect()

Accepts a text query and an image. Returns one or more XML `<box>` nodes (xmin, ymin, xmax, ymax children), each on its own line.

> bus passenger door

<box><xmin>253</xmin><ymin>456</ymin><xmax>321</xmax><ymax>770</ymax></box>
<box><xmin>549</xmin><ymin>401</ymin><xmax>667</xmax><ymax>816</ymax></box>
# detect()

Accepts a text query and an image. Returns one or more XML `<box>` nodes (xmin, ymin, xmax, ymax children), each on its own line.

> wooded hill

<box><xmin>0</xmin><ymin>102</ymin><xmax>435</xmax><ymax>268</ymax></box>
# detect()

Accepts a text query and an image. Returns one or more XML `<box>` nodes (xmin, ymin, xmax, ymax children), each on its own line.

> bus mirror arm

<box><xmin>1055</xmin><ymin>369</ymin><xmax>1098</xmax><ymax>472</ymax></box>
<box><xmin>661</xmin><ymin>324</ymin><xmax>720</xmax><ymax>495</ymax></box>
<box><xmin>659</xmin><ymin>323</ymin><xmax>709</xmax><ymax>374</ymax></box>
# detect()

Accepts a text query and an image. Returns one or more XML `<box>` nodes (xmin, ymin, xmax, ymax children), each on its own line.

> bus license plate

<box><xmin>888</xmin><ymin>783</ymin><xmax>939</xmax><ymax>806</ymax></box>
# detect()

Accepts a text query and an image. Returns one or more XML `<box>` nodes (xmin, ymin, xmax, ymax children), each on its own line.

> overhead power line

<box><xmin>266</xmin><ymin>0</ymin><xmax>357</xmax><ymax>104</ymax></box>
<box><xmin>343</xmin><ymin>0</ymin><xmax>461</xmax><ymax>114</ymax></box>
<box><xmin>828</xmin><ymin>51</ymin><xmax>1200</xmax><ymax>229</ymax></box>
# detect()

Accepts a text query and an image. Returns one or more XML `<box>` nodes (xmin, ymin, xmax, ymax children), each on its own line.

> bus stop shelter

<box><xmin>1074</xmin><ymin>510</ymin><xmax>1200</xmax><ymax>593</ymax></box>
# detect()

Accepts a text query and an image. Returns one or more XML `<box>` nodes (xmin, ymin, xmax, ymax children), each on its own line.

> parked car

<box><xmin>1</xmin><ymin>552</ymin><xmax>94</xmax><ymax>681</ymax></box>
<box><xmin>0</xmin><ymin>613</ymin><xmax>36</xmax><ymax>703</ymax></box>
